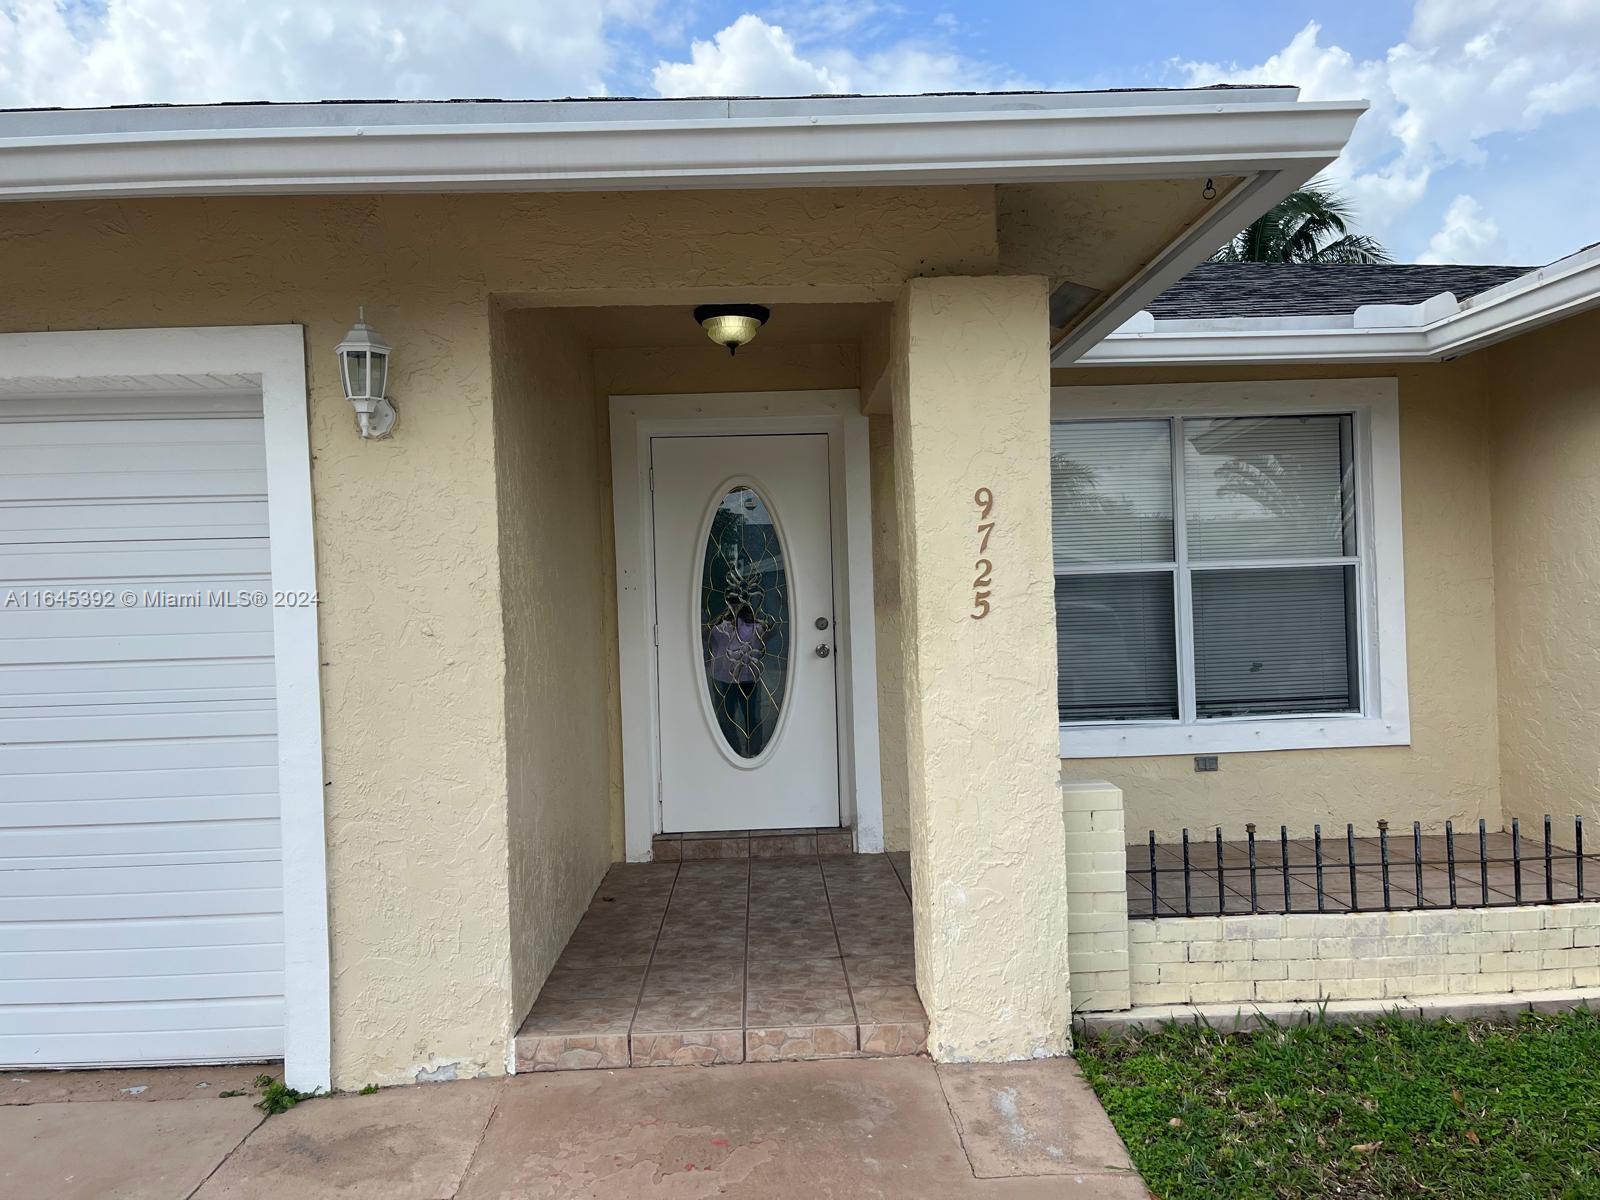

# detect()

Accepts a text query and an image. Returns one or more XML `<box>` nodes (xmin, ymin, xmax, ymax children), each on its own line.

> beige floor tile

<box><xmin>519</xmin><ymin>992</ymin><xmax>638</xmax><ymax>1036</ymax></box>
<box><xmin>746</xmin><ymin>1025</ymin><xmax>859</xmax><ymax>1061</ymax></box>
<box><xmin>633</xmin><ymin>989</ymin><xmax>745</xmax><ymax>1033</ymax></box>
<box><xmin>538</xmin><ymin>961</ymin><xmax>650</xmax><ymax>1000</ymax></box>
<box><xmin>630</xmin><ymin>1030</ymin><xmax>744</xmax><ymax>1067</ymax></box>
<box><xmin>850</xmin><ymin>985</ymin><xmax>927</xmax><ymax>1024</ymax></box>
<box><xmin>843</xmin><ymin>953</ymin><xmax>917</xmax><ymax>989</ymax></box>
<box><xmin>745</xmin><ymin>983</ymin><xmax>856</xmax><ymax>1026</ymax></box>
<box><xmin>860</xmin><ymin>1022</ymin><xmax>928</xmax><ymax>1056</ymax></box>
<box><xmin>640</xmin><ymin>957</ymin><xmax>745</xmax><ymax>996</ymax></box>
<box><xmin>747</xmin><ymin>956</ymin><xmax>848</xmax><ymax>989</ymax></box>
<box><xmin>747</xmin><ymin>926</ymin><xmax>841</xmax><ymax>959</ymax></box>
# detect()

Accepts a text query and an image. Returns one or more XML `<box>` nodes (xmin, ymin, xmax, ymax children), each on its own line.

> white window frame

<box><xmin>1051</xmin><ymin>379</ymin><xmax>1408</xmax><ymax>759</ymax></box>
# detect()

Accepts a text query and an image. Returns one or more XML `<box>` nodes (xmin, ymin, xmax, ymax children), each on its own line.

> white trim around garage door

<box><xmin>0</xmin><ymin>325</ymin><xmax>330</xmax><ymax>1092</ymax></box>
<box><xmin>610</xmin><ymin>391</ymin><xmax>882</xmax><ymax>862</ymax></box>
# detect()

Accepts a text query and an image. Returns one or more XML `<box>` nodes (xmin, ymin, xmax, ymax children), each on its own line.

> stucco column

<box><xmin>889</xmin><ymin>274</ymin><xmax>1071</xmax><ymax>1060</ymax></box>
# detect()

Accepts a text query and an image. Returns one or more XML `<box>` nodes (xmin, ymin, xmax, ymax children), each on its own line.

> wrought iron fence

<box><xmin>1132</xmin><ymin>815</ymin><xmax>1595</xmax><ymax>920</ymax></box>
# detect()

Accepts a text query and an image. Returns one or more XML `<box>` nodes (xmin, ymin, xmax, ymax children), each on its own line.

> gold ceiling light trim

<box><xmin>694</xmin><ymin>304</ymin><xmax>770</xmax><ymax>355</ymax></box>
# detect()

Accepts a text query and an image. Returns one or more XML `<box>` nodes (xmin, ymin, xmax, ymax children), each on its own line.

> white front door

<box><xmin>651</xmin><ymin>433</ymin><xmax>840</xmax><ymax>832</ymax></box>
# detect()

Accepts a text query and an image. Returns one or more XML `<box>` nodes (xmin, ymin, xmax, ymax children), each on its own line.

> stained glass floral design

<box><xmin>700</xmin><ymin>486</ymin><xmax>790</xmax><ymax>759</ymax></box>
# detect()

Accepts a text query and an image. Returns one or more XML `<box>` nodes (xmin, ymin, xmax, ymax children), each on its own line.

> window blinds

<box><xmin>1052</xmin><ymin>411</ymin><xmax>1362</xmax><ymax>725</ymax></box>
<box><xmin>1057</xmin><ymin>573</ymin><xmax>1178</xmax><ymax>721</ymax></box>
<box><xmin>1183</xmin><ymin>416</ymin><xmax>1354</xmax><ymax>560</ymax></box>
<box><xmin>1192</xmin><ymin>566</ymin><xmax>1359</xmax><ymax>717</ymax></box>
<box><xmin>1050</xmin><ymin>420</ymin><xmax>1172</xmax><ymax>566</ymax></box>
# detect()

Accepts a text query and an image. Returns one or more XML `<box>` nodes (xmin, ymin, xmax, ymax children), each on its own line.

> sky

<box><xmin>1</xmin><ymin>0</ymin><xmax>1597</xmax><ymax>265</ymax></box>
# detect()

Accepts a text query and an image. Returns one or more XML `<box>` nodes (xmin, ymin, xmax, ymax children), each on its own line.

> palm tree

<box><xmin>1212</xmin><ymin>182</ymin><xmax>1390</xmax><ymax>264</ymax></box>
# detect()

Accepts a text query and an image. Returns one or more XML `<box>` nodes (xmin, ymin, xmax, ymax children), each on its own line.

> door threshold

<box><xmin>652</xmin><ymin>827</ymin><xmax>853</xmax><ymax>861</ymax></box>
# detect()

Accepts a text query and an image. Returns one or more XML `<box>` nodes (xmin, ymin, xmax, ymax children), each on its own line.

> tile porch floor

<box><xmin>515</xmin><ymin>851</ymin><xmax>924</xmax><ymax>1071</ymax></box>
<box><xmin>1129</xmin><ymin>831</ymin><xmax>1594</xmax><ymax>917</ymax></box>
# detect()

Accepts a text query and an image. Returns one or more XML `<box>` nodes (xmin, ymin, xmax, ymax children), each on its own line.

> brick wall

<box><xmin>1063</xmin><ymin>781</ymin><xmax>1132</xmax><ymax>1011</ymax></box>
<box><xmin>1116</xmin><ymin>904</ymin><xmax>1600</xmax><ymax>1009</ymax></box>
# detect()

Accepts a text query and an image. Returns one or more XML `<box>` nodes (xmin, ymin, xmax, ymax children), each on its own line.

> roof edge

<box><xmin>1076</xmin><ymin>242</ymin><xmax>1600</xmax><ymax>366</ymax></box>
<box><xmin>0</xmin><ymin>92</ymin><xmax>1363</xmax><ymax>203</ymax></box>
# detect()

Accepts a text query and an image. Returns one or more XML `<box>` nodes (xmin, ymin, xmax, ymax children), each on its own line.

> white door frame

<box><xmin>0</xmin><ymin>325</ymin><xmax>330</xmax><ymax>1092</ymax></box>
<box><xmin>610</xmin><ymin>390</ymin><xmax>882</xmax><ymax>861</ymax></box>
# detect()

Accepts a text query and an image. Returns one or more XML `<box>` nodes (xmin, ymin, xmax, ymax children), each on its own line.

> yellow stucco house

<box><xmin>4</xmin><ymin>86</ymin><xmax>1600</xmax><ymax>1092</ymax></box>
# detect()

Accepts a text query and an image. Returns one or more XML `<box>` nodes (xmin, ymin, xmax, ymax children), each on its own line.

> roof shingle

<box><xmin>1149</xmin><ymin>262</ymin><xmax>1532</xmax><ymax>320</ymax></box>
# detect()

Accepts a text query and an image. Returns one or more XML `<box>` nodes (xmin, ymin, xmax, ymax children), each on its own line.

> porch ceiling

<box><xmin>562</xmin><ymin>302</ymin><xmax>883</xmax><ymax>350</ymax></box>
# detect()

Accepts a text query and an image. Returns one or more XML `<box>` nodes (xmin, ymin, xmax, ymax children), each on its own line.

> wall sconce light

<box><xmin>694</xmin><ymin>304</ymin><xmax>770</xmax><ymax>356</ymax></box>
<box><xmin>336</xmin><ymin>309</ymin><xmax>395</xmax><ymax>439</ymax></box>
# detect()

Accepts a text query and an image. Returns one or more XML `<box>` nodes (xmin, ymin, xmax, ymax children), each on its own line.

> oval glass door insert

<box><xmin>700</xmin><ymin>485</ymin><xmax>791</xmax><ymax>759</ymax></box>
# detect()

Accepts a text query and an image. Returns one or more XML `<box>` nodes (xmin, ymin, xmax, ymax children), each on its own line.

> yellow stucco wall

<box><xmin>491</xmin><ymin>308</ymin><xmax>614</xmax><ymax>1032</ymax></box>
<box><xmin>891</xmin><ymin>275</ymin><xmax>1072</xmax><ymax>1061</ymax></box>
<box><xmin>1487</xmin><ymin>309</ymin><xmax>1600</xmax><ymax>828</ymax></box>
<box><xmin>1030</xmin><ymin>361</ymin><xmax>1502</xmax><ymax>841</ymax></box>
<box><xmin>0</xmin><ymin>188</ymin><xmax>996</xmax><ymax>1088</ymax></box>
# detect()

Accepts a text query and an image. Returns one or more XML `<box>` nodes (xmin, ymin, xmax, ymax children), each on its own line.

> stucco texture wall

<box><xmin>891</xmin><ymin>275</ymin><xmax>1072</xmax><ymax>1061</ymax></box>
<box><xmin>1487</xmin><ymin>309</ymin><xmax>1600</xmax><ymax>829</ymax></box>
<box><xmin>491</xmin><ymin>307</ymin><xmax>614</xmax><ymax>1030</ymax></box>
<box><xmin>1039</xmin><ymin>361</ymin><xmax>1502</xmax><ymax>842</ymax></box>
<box><xmin>0</xmin><ymin>187</ymin><xmax>996</xmax><ymax>1087</ymax></box>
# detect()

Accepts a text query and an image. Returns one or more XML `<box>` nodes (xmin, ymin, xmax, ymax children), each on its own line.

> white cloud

<box><xmin>1177</xmin><ymin>1</ymin><xmax>1600</xmax><ymax>260</ymax></box>
<box><xmin>651</xmin><ymin>11</ymin><xmax>1018</xmax><ymax>98</ymax></box>
<box><xmin>0</xmin><ymin>0</ymin><xmax>659</xmax><ymax>107</ymax></box>
<box><xmin>1416</xmin><ymin>194</ymin><xmax>1509</xmax><ymax>263</ymax></box>
<box><xmin>652</xmin><ymin>15</ymin><xmax>837</xmax><ymax>97</ymax></box>
<box><xmin>762</xmin><ymin>1</ymin><xmax>888</xmax><ymax>43</ymax></box>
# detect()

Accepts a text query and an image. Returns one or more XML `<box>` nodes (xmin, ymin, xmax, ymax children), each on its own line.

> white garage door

<box><xmin>0</xmin><ymin>382</ymin><xmax>284</xmax><ymax>1067</ymax></box>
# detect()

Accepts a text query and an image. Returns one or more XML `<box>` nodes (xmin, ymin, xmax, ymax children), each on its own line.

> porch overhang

<box><xmin>0</xmin><ymin>87</ymin><xmax>1367</xmax><ymax>376</ymax></box>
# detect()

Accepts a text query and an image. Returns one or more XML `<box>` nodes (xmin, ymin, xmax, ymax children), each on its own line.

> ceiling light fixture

<box><xmin>693</xmin><ymin>304</ymin><xmax>770</xmax><ymax>356</ymax></box>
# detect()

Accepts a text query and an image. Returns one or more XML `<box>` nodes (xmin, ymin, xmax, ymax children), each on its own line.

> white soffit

<box><xmin>1078</xmin><ymin>241</ymin><xmax>1600</xmax><ymax>366</ymax></box>
<box><xmin>0</xmin><ymin>89</ymin><xmax>1364</xmax><ymax>201</ymax></box>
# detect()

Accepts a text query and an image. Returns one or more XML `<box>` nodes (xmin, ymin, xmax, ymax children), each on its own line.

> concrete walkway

<box><xmin>3</xmin><ymin>1056</ymin><xmax>1148</xmax><ymax>1199</ymax></box>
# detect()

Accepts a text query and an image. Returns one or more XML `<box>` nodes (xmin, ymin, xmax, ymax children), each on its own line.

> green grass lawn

<box><xmin>1077</xmin><ymin>1009</ymin><xmax>1600</xmax><ymax>1199</ymax></box>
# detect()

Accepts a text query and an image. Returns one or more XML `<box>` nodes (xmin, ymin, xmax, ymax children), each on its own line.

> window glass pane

<box><xmin>1057</xmin><ymin>572</ymin><xmax>1178</xmax><ymax>722</ymax></box>
<box><xmin>1051</xmin><ymin>420</ymin><xmax>1173</xmax><ymax>566</ymax></box>
<box><xmin>1192</xmin><ymin>565</ymin><xmax>1359</xmax><ymax>718</ymax></box>
<box><xmin>1183</xmin><ymin>415</ymin><xmax>1354</xmax><ymax>560</ymax></box>
<box><xmin>701</xmin><ymin>486</ymin><xmax>790</xmax><ymax>759</ymax></box>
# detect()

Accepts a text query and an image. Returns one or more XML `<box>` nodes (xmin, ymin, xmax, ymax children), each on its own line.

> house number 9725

<box><xmin>971</xmin><ymin>487</ymin><xmax>995</xmax><ymax>619</ymax></box>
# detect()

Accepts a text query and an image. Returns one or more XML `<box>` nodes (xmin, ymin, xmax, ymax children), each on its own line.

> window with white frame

<box><xmin>1050</xmin><ymin>382</ymin><xmax>1409</xmax><ymax>758</ymax></box>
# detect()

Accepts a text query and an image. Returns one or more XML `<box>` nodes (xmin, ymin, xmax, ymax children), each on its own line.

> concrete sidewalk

<box><xmin>2</xmin><ymin>1056</ymin><xmax>1148</xmax><ymax>1199</ymax></box>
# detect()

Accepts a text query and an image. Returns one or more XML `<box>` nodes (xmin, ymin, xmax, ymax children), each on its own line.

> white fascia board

<box><xmin>1079</xmin><ymin>326</ymin><xmax>1436</xmax><ymax>365</ymax></box>
<box><xmin>0</xmin><ymin>95</ymin><xmax>1367</xmax><ymax>202</ymax></box>
<box><xmin>1079</xmin><ymin>245</ymin><xmax>1600</xmax><ymax>366</ymax></box>
<box><xmin>1427</xmin><ymin>248</ymin><xmax>1600</xmax><ymax>358</ymax></box>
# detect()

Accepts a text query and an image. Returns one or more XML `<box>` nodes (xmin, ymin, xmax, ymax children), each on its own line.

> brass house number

<box><xmin>971</xmin><ymin>487</ymin><xmax>995</xmax><ymax>619</ymax></box>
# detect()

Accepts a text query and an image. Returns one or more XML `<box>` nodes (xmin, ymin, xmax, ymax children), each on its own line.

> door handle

<box><xmin>815</xmin><ymin>644</ymin><xmax>832</xmax><ymax>659</ymax></box>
